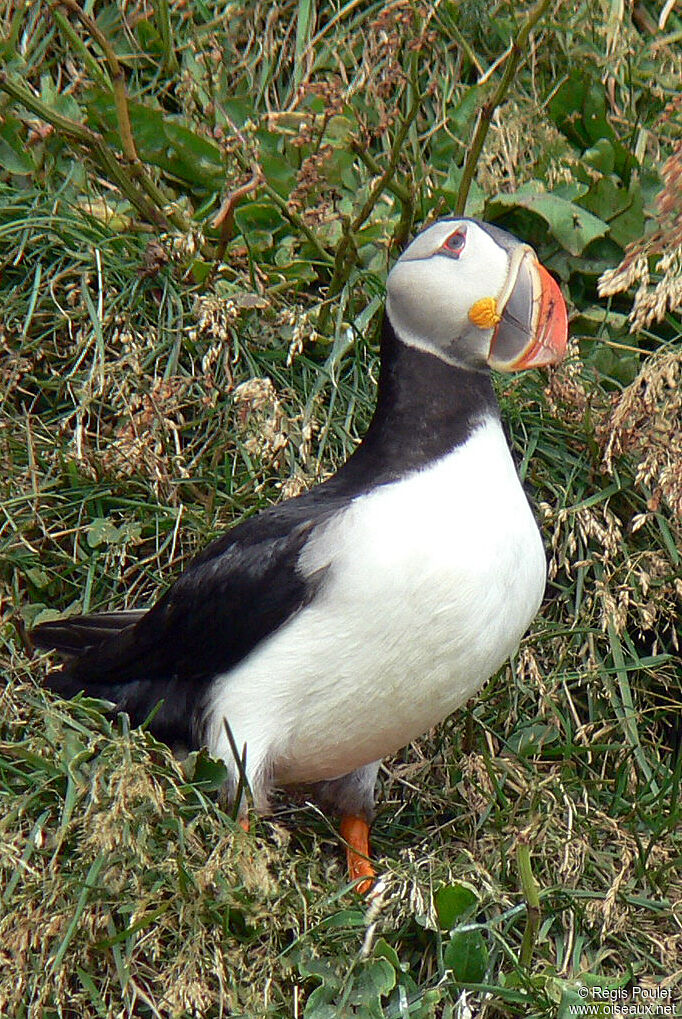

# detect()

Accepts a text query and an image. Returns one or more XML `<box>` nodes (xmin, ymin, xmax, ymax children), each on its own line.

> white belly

<box><xmin>206</xmin><ymin>418</ymin><xmax>546</xmax><ymax>787</ymax></box>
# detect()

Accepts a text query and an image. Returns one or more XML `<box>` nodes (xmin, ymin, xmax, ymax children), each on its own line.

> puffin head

<box><xmin>386</xmin><ymin>217</ymin><xmax>568</xmax><ymax>372</ymax></box>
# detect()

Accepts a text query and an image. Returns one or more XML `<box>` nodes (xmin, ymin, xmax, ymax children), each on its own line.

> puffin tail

<box><xmin>32</xmin><ymin>610</ymin><xmax>146</xmax><ymax>701</ymax></box>
<box><xmin>32</xmin><ymin>609</ymin><xmax>198</xmax><ymax>745</ymax></box>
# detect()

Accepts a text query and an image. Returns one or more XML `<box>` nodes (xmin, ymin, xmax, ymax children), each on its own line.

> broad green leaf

<box><xmin>488</xmin><ymin>184</ymin><xmax>608</xmax><ymax>255</ymax></box>
<box><xmin>182</xmin><ymin>749</ymin><xmax>228</xmax><ymax>790</ymax></box>
<box><xmin>234</xmin><ymin>202</ymin><xmax>286</xmax><ymax>233</ymax></box>
<box><xmin>575</xmin><ymin>175</ymin><xmax>644</xmax><ymax>248</ymax></box>
<box><xmin>443</xmin><ymin>929</ymin><xmax>488</xmax><ymax>984</ymax></box>
<box><xmin>86</xmin><ymin>517</ymin><xmax>121</xmax><ymax>548</ymax></box>
<box><xmin>435</xmin><ymin>882</ymin><xmax>478</xmax><ymax>930</ymax></box>
<box><xmin>303</xmin><ymin>1000</ymin><xmax>338</xmax><ymax>1019</ymax></box>
<box><xmin>0</xmin><ymin>119</ymin><xmax>33</xmax><ymax>174</ymax></box>
<box><xmin>30</xmin><ymin>607</ymin><xmax>65</xmax><ymax>627</ymax></box>
<box><xmin>583</xmin><ymin>138</ymin><xmax>615</xmax><ymax>175</ymax></box>
<box><xmin>373</xmin><ymin>937</ymin><xmax>402</xmax><ymax>969</ymax></box>
<box><xmin>606</xmin><ymin>181</ymin><xmax>645</xmax><ymax>248</ymax></box>
<box><xmin>326</xmin><ymin>115</ymin><xmax>354</xmax><ymax>144</ymax></box>
<box><xmin>591</xmin><ymin>344</ymin><xmax>640</xmax><ymax>387</ymax></box>
<box><xmin>260</xmin><ymin>150</ymin><xmax>298</xmax><ymax>196</ymax></box>
<box><xmin>222</xmin><ymin>96</ymin><xmax>256</xmax><ymax>127</ymax></box>
<box><xmin>506</xmin><ymin>722</ymin><xmax>559</xmax><ymax>757</ymax></box>
<box><xmin>190</xmin><ymin>259</ymin><xmax>213</xmax><ymax>284</ymax></box>
<box><xmin>316</xmin><ymin>910</ymin><xmax>365</xmax><ymax>930</ymax></box>
<box><xmin>581</xmin><ymin>83</ymin><xmax>616</xmax><ymax>147</ymax></box>
<box><xmin>24</xmin><ymin>566</ymin><xmax>50</xmax><ymax>589</ymax></box>
<box><xmin>351</xmin><ymin>958</ymin><xmax>396</xmax><ymax>1004</ymax></box>
<box><xmin>549</xmin><ymin>73</ymin><xmax>615</xmax><ymax>149</ymax></box>
<box><xmin>135</xmin><ymin>18</ymin><xmax>163</xmax><ymax>55</ymax></box>
<box><xmin>579</xmin><ymin>176</ymin><xmax>631</xmax><ymax>222</ymax></box>
<box><xmin>83</xmin><ymin>89</ymin><xmax>224</xmax><ymax>188</ymax></box>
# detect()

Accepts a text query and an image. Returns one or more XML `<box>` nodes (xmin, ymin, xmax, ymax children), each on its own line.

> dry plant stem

<box><xmin>455</xmin><ymin>0</ymin><xmax>552</xmax><ymax>216</ymax></box>
<box><xmin>318</xmin><ymin>89</ymin><xmax>423</xmax><ymax>332</ymax></box>
<box><xmin>517</xmin><ymin>841</ymin><xmax>541</xmax><ymax>970</ymax></box>
<box><xmin>50</xmin><ymin>0</ymin><xmax>193</xmax><ymax>236</ymax></box>
<box><xmin>52</xmin><ymin>0</ymin><xmax>138</xmax><ymax>162</ymax></box>
<box><xmin>50</xmin><ymin>8</ymin><xmax>111</xmax><ymax>89</ymax></box>
<box><xmin>229</xmin><ymin>145</ymin><xmax>334</xmax><ymax>267</ymax></box>
<box><xmin>2</xmin><ymin>0</ymin><xmax>27</xmax><ymax>53</ymax></box>
<box><xmin>212</xmin><ymin>171</ymin><xmax>264</xmax><ymax>262</ymax></box>
<box><xmin>0</xmin><ymin>73</ymin><xmax>169</xmax><ymax>228</ymax></box>
<box><xmin>349</xmin><ymin>142</ymin><xmax>412</xmax><ymax>205</ymax></box>
<box><xmin>154</xmin><ymin>0</ymin><xmax>179</xmax><ymax>74</ymax></box>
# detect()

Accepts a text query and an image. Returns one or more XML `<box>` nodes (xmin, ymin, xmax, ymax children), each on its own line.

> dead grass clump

<box><xmin>0</xmin><ymin>679</ymin><xmax>310</xmax><ymax>1018</ymax></box>
<box><xmin>599</xmin><ymin>142</ymin><xmax>682</xmax><ymax>330</ymax></box>
<box><xmin>597</xmin><ymin>347</ymin><xmax>682</xmax><ymax>527</ymax></box>
<box><xmin>232</xmin><ymin>376</ymin><xmax>291</xmax><ymax>470</ymax></box>
<box><xmin>543</xmin><ymin>339</ymin><xmax>600</xmax><ymax>428</ymax></box>
<box><xmin>481</xmin><ymin>99</ymin><xmax>577</xmax><ymax>193</ymax></box>
<box><xmin>100</xmin><ymin>377</ymin><xmax>192</xmax><ymax>495</ymax></box>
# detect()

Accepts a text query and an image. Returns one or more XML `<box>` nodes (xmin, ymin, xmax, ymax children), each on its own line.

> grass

<box><xmin>1</xmin><ymin>0</ymin><xmax>682</xmax><ymax>1016</ymax></box>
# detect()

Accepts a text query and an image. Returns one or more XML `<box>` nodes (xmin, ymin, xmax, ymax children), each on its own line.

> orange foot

<box><xmin>339</xmin><ymin>814</ymin><xmax>375</xmax><ymax>894</ymax></box>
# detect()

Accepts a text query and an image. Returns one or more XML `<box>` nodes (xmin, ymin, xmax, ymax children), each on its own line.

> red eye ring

<box><xmin>443</xmin><ymin>229</ymin><xmax>466</xmax><ymax>256</ymax></box>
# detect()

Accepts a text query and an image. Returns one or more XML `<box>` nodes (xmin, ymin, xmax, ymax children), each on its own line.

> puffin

<box><xmin>32</xmin><ymin>217</ymin><xmax>567</xmax><ymax>892</ymax></box>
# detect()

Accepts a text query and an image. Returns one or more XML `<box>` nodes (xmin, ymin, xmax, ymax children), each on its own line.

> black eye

<box><xmin>443</xmin><ymin>230</ymin><xmax>466</xmax><ymax>256</ymax></box>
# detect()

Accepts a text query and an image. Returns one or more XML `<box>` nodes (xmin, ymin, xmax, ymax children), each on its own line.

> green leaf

<box><xmin>351</xmin><ymin>958</ymin><xmax>396</xmax><ymax>1005</ymax></box>
<box><xmin>325</xmin><ymin>115</ymin><xmax>354</xmax><ymax>144</ymax></box>
<box><xmin>372</xmin><ymin>937</ymin><xmax>403</xmax><ymax>970</ymax></box>
<box><xmin>488</xmin><ymin>183</ymin><xmax>609</xmax><ymax>255</ymax></box>
<box><xmin>234</xmin><ymin>202</ymin><xmax>286</xmax><ymax>233</ymax></box>
<box><xmin>24</xmin><ymin>566</ymin><xmax>51</xmax><ymax>590</ymax></box>
<box><xmin>549</xmin><ymin>72</ymin><xmax>615</xmax><ymax>150</ymax></box>
<box><xmin>443</xmin><ymin>930</ymin><xmax>488</xmax><ymax>984</ymax></box>
<box><xmin>182</xmin><ymin>749</ymin><xmax>228</xmax><ymax>790</ymax></box>
<box><xmin>0</xmin><ymin>118</ymin><xmax>33</xmax><ymax>174</ymax></box>
<box><xmin>548</xmin><ymin>73</ymin><xmax>592</xmax><ymax>148</ymax></box>
<box><xmin>581</xmin><ymin>83</ymin><xmax>616</xmax><ymax>147</ymax></box>
<box><xmin>579</xmin><ymin>176</ymin><xmax>630</xmax><ymax>222</ymax></box>
<box><xmin>222</xmin><ymin>96</ymin><xmax>256</xmax><ymax>127</ymax></box>
<box><xmin>260</xmin><ymin>149</ymin><xmax>298</xmax><ymax>197</ymax></box>
<box><xmin>303</xmin><ymin>1000</ymin><xmax>338</xmax><ymax>1019</ymax></box>
<box><xmin>607</xmin><ymin>181</ymin><xmax>644</xmax><ymax>248</ymax></box>
<box><xmin>30</xmin><ymin>607</ymin><xmax>65</xmax><ymax>627</ymax></box>
<box><xmin>83</xmin><ymin>89</ymin><xmax>224</xmax><ymax>188</ymax></box>
<box><xmin>190</xmin><ymin>259</ymin><xmax>213</xmax><ymax>284</ymax></box>
<box><xmin>583</xmin><ymin>138</ymin><xmax>615</xmax><ymax>175</ymax></box>
<box><xmin>294</xmin><ymin>0</ymin><xmax>314</xmax><ymax>87</ymax></box>
<box><xmin>591</xmin><ymin>344</ymin><xmax>640</xmax><ymax>387</ymax></box>
<box><xmin>435</xmin><ymin>883</ymin><xmax>478</xmax><ymax>930</ymax></box>
<box><xmin>86</xmin><ymin>517</ymin><xmax>121</xmax><ymax>548</ymax></box>
<box><xmin>434</xmin><ymin>165</ymin><xmax>485</xmax><ymax>218</ymax></box>
<box><xmin>507</xmin><ymin>722</ymin><xmax>559</xmax><ymax>757</ymax></box>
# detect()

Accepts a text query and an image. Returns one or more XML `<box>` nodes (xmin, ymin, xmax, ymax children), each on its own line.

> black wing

<box><xmin>33</xmin><ymin>492</ymin><xmax>343</xmax><ymax>742</ymax></box>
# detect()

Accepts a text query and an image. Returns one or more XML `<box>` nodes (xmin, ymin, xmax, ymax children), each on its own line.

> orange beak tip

<box><xmin>510</xmin><ymin>262</ymin><xmax>568</xmax><ymax>371</ymax></box>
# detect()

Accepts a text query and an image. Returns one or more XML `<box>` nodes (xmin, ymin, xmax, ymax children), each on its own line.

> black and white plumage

<box><xmin>33</xmin><ymin>217</ymin><xmax>567</xmax><ymax>889</ymax></box>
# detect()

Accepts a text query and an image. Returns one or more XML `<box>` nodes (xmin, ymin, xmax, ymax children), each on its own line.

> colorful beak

<box><xmin>487</xmin><ymin>251</ymin><xmax>568</xmax><ymax>372</ymax></box>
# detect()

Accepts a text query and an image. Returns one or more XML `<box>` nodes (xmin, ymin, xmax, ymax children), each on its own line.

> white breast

<box><xmin>206</xmin><ymin>417</ymin><xmax>546</xmax><ymax>790</ymax></box>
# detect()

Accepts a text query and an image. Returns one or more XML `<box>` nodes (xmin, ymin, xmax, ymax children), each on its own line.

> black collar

<box><xmin>324</xmin><ymin>314</ymin><xmax>500</xmax><ymax>495</ymax></box>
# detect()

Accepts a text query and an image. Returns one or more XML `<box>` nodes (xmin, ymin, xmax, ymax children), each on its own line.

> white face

<box><xmin>386</xmin><ymin>219</ymin><xmax>520</xmax><ymax>368</ymax></box>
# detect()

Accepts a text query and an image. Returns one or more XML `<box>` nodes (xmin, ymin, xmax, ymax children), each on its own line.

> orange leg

<box><xmin>339</xmin><ymin>814</ymin><xmax>375</xmax><ymax>894</ymax></box>
<box><xmin>238</xmin><ymin>816</ymin><xmax>250</xmax><ymax>833</ymax></box>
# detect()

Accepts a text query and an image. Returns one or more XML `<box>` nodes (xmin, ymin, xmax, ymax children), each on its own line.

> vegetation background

<box><xmin>1</xmin><ymin>0</ymin><xmax>681</xmax><ymax>1015</ymax></box>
